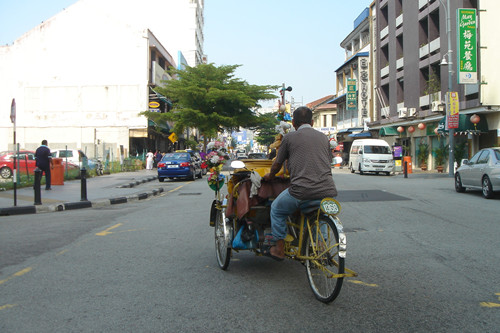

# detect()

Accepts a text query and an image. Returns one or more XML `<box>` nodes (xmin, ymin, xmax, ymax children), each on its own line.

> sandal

<box><xmin>261</xmin><ymin>244</ymin><xmax>285</xmax><ymax>261</ymax></box>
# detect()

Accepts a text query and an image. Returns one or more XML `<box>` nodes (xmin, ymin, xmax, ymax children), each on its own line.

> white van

<box><xmin>349</xmin><ymin>139</ymin><xmax>394</xmax><ymax>175</ymax></box>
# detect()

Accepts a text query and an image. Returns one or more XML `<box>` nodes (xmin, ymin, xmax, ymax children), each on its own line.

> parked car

<box><xmin>0</xmin><ymin>150</ymin><xmax>78</xmax><ymax>179</ymax></box>
<box><xmin>51</xmin><ymin>149</ymin><xmax>89</xmax><ymax>168</ymax></box>
<box><xmin>236</xmin><ymin>152</ymin><xmax>248</xmax><ymax>160</ymax></box>
<box><xmin>247</xmin><ymin>152</ymin><xmax>267</xmax><ymax>159</ymax></box>
<box><xmin>0</xmin><ymin>151</ymin><xmax>37</xmax><ymax>178</ymax></box>
<box><xmin>157</xmin><ymin>152</ymin><xmax>203</xmax><ymax>182</ymax></box>
<box><xmin>455</xmin><ymin>147</ymin><xmax>500</xmax><ymax>199</ymax></box>
<box><xmin>182</xmin><ymin>149</ymin><xmax>206</xmax><ymax>175</ymax></box>
<box><xmin>349</xmin><ymin>139</ymin><xmax>394</xmax><ymax>175</ymax></box>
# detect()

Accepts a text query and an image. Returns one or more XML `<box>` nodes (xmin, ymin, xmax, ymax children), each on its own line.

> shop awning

<box><xmin>328</xmin><ymin>93</ymin><xmax>347</xmax><ymax>104</ymax></box>
<box><xmin>348</xmin><ymin>131</ymin><xmax>372</xmax><ymax>138</ymax></box>
<box><xmin>148</xmin><ymin>119</ymin><xmax>170</xmax><ymax>134</ymax></box>
<box><xmin>149</xmin><ymin>88</ymin><xmax>172</xmax><ymax>106</ymax></box>
<box><xmin>337</xmin><ymin>127</ymin><xmax>363</xmax><ymax>134</ymax></box>
<box><xmin>437</xmin><ymin>114</ymin><xmax>488</xmax><ymax>134</ymax></box>
<box><xmin>379</xmin><ymin>126</ymin><xmax>399</xmax><ymax>136</ymax></box>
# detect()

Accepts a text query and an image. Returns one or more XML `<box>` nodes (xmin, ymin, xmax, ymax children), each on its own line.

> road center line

<box><xmin>0</xmin><ymin>267</ymin><xmax>32</xmax><ymax>285</ymax></box>
<box><xmin>96</xmin><ymin>223</ymin><xmax>123</xmax><ymax>236</ymax></box>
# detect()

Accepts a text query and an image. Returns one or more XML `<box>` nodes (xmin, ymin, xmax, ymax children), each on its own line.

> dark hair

<box><xmin>293</xmin><ymin>106</ymin><xmax>313</xmax><ymax>126</ymax></box>
<box><xmin>41</xmin><ymin>140</ymin><xmax>48</xmax><ymax>145</ymax></box>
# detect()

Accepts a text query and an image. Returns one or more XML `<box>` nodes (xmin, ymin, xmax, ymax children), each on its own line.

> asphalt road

<box><xmin>0</xmin><ymin>171</ymin><xmax>498</xmax><ymax>332</ymax></box>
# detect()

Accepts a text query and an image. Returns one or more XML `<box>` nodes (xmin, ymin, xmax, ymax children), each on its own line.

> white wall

<box><xmin>0</xmin><ymin>0</ymin><xmax>204</xmax><ymax>154</ymax></box>
<box><xmin>480</xmin><ymin>1</ymin><xmax>500</xmax><ymax>106</ymax></box>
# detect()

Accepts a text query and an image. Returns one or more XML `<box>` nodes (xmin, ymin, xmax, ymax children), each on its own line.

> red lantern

<box><xmin>418</xmin><ymin>123</ymin><xmax>426</xmax><ymax>130</ymax></box>
<box><xmin>397</xmin><ymin>126</ymin><xmax>404</xmax><ymax>133</ymax></box>
<box><xmin>470</xmin><ymin>114</ymin><xmax>480</xmax><ymax>130</ymax></box>
<box><xmin>470</xmin><ymin>114</ymin><xmax>480</xmax><ymax>124</ymax></box>
<box><xmin>408</xmin><ymin>126</ymin><xmax>415</xmax><ymax>133</ymax></box>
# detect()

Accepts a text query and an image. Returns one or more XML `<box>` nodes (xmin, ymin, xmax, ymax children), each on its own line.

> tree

<box><xmin>142</xmin><ymin>64</ymin><xmax>278</xmax><ymax>151</ymax></box>
<box><xmin>253</xmin><ymin>112</ymin><xmax>280</xmax><ymax>149</ymax></box>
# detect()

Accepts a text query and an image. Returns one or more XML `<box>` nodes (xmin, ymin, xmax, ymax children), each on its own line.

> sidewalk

<box><xmin>0</xmin><ymin>169</ymin><xmax>161</xmax><ymax>216</ymax></box>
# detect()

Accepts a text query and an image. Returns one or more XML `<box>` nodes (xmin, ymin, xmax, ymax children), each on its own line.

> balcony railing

<box><xmin>381</xmin><ymin>65</ymin><xmax>389</xmax><ymax>78</ymax></box>
<box><xmin>380</xmin><ymin>26</ymin><xmax>389</xmax><ymax>40</ymax></box>
<box><xmin>429</xmin><ymin>37</ymin><xmax>440</xmax><ymax>53</ymax></box>
<box><xmin>419</xmin><ymin>43</ymin><xmax>429</xmax><ymax>58</ymax></box>
<box><xmin>396</xmin><ymin>14</ymin><xmax>403</xmax><ymax>28</ymax></box>
<box><xmin>396</xmin><ymin>57</ymin><xmax>404</xmax><ymax>70</ymax></box>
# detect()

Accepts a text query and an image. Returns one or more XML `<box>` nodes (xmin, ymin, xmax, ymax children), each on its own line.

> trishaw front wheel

<box><xmin>214</xmin><ymin>208</ymin><xmax>232</xmax><ymax>270</ymax></box>
<box><xmin>304</xmin><ymin>216</ymin><xmax>344</xmax><ymax>303</ymax></box>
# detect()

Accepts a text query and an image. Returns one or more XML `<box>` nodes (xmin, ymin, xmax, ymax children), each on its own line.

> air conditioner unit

<box><xmin>408</xmin><ymin>108</ymin><xmax>417</xmax><ymax>117</ymax></box>
<box><xmin>398</xmin><ymin>107</ymin><xmax>408</xmax><ymax>118</ymax></box>
<box><xmin>431</xmin><ymin>101</ymin><xmax>442</xmax><ymax>112</ymax></box>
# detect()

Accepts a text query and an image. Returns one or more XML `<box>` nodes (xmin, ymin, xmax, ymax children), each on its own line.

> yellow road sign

<box><xmin>168</xmin><ymin>132</ymin><xmax>178</xmax><ymax>143</ymax></box>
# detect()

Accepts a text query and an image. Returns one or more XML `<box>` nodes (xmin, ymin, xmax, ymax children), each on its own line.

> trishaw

<box><xmin>209</xmin><ymin>159</ymin><xmax>357</xmax><ymax>303</ymax></box>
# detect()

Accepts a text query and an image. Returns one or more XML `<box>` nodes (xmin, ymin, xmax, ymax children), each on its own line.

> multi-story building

<box><xmin>307</xmin><ymin>95</ymin><xmax>337</xmax><ymax>136</ymax></box>
<box><xmin>369</xmin><ymin>0</ymin><xmax>500</xmax><ymax>171</ymax></box>
<box><xmin>0</xmin><ymin>0</ymin><xmax>204</xmax><ymax>159</ymax></box>
<box><xmin>330</xmin><ymin>8</ymin><xmax>373</xmax><ymax>158</ymax></box>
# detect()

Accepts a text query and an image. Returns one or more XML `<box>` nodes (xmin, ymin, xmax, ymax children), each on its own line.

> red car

<box><xmin>0</xmin><ymin>150</ymin><xmax>78</xmax><ymax>179</ymax></box>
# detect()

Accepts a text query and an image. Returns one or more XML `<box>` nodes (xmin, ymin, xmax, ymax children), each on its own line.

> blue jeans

<box><xmin>270</xmin><ymin>188</ymin><xmax>321</xmax><ymax>240</ymax></box>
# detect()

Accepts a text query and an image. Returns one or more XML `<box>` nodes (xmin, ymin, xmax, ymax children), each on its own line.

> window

<box><xmin>364</xmin><ymin>146</ymin><xmax>392</xmax><ymax>154</ymax></box>
<box><xmin>468</xmin><ymin>151</ymin><xmax>482</xmax><ymax>164</ymax></box>
<box><xmin>477</xmin><ymin>151</ymin><xmax>490</xmax><ymax>164</ymax></box>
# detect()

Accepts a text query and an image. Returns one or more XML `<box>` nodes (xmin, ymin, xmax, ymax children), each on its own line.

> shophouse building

<box><xmin>0</xmin><ymin>0</ymin><xmax>204</xmax><ymax>159</ymax></box>
<box><xmin>369</xmin><ymin>0</ymin><xmax>500</xmax><ymax>172</ymax></box>
<box><xmin>330</xmin><ymin>8</ymin><xmax>374</xmax><ymax>162</ymax></box>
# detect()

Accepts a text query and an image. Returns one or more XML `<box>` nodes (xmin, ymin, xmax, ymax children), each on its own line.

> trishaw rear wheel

<box><xmin>215</xmin><ymin>208</ymin><xmax>232</xmax><ymax>270</ymax></box>
<box><xmin>304</xmin><ymin>216</ymin><xmax>344</xmax><ymax>303</ymax></box>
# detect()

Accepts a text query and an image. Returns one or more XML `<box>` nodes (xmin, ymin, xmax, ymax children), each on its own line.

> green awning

<box><xmin>437</xmin><ymin>114</ymin><xmax>488</xmax><ymax>134</ymax></box>
<box><xmin>148</xmin><ymin>119</ymin><xmax>170</xmax><ymax>134</ymax></box>
<box><xmin>379</xmin><ymin>126</ymin><xmax>399</xmax><ymax>136</ymax></box>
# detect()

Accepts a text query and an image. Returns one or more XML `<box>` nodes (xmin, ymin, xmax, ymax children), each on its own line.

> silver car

<box><xmin>455</xmin><ymin>147</ymin><xmax>500</xmax><ymax>199</ymax></box>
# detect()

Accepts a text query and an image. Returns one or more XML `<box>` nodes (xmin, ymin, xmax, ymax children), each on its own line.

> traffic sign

<box><xmin>168</xmin><ymin>132</ymin><xmax>178</xmax><ymax>143</ymax></box>
<box><xmin>10</xmin><ymin>98</ymin><xmax>16</xmax><ymax>123</ymax></box>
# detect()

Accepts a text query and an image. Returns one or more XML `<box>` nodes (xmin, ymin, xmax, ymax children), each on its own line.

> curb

<box><xmin>1</xmin><ymin>176</ymin><xmax>162</xmax><ymax>216</ymax></box>
<box><xmin>117</xmin><ymin>176</ymin><xmax>157</xmax><ymax>188</ymax></box>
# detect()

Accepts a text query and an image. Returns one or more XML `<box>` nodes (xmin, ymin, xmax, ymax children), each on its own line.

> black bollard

<box><xmin>404</xmin><ymin>161</ymin><xmax>408</xmax><ymax>178</ymax></box>
<box><xmin>34</xmin><ymin>167</ymin><xmax>42</xmax><ymax>205</ymax></box>
<box><xmin>80</xmin><ymin>167</ymin><xmax>88</xmax><ymax>201</ymax></box>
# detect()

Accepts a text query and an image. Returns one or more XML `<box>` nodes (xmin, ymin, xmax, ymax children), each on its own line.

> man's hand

<box><xmin>263</xmin><ymin>173</ymin><xmax>275</xmax><ymax>182</ymax></box>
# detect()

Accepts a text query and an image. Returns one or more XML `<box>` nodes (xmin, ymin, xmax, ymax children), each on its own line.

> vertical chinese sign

<box><xmin>347</xmin><ymin>79</ymin><xmax>357</xmax><ymax>110</ymax></box>
<box><xmin>446</xmin><ymin>91</ymin><xmax>460</xmax><ymax>129</ymax></box>
<box><xmin>457</xmin><ymin>8</ymin><xmax>477</xmax><ymax>84</ymax></box>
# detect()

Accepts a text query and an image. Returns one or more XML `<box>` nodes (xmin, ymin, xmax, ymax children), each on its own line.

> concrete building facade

<box><xmin>369</xmin><ymin>0</ymin><xmax>500</xmax><ymax>171</ymax></box>
<box><xmin>0</xmin><ymin>0</ymin><xmax>204</xmax><ymax>159</ymax></box>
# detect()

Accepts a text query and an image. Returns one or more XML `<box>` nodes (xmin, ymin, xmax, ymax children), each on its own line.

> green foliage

<box><xmin>141</xmin><ymin>64</ymin><xmax>278</xmax><ymax>143</ymax></box>
<box><xmin>184</xmin><ymin>139</ymin><xmax>199</xmax><ymax>150</ymax></box>
<box><xmin>253</xmin><ymin>112</ymin><xmax>280</xmax><ymax>148</ymax></box>
<box><xmin>454</xmin><ymin>141</ymin><xmax>467</xmax><ymax>167</ymax></box>
<box><xmin>417</xmin><ymin>141</ymin><xmax>429</xmax><ymax>165</ymax></box>
<box><xmin>434</xmin><ymin>142</ymin><xmax>449</xmax><ymax>166</ymax></box>
<box><xmin>424</xmin><ymin>70</ymin><xmax>441</xmax><ymax>97</ymax></box>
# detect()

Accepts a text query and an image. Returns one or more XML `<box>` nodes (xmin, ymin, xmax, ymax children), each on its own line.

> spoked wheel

<box><xmin>214</xmin><ymin>208</ymin><xmax>232</xmax><ymax>270</ymax></box>
<box><xmin>304</xmin><ymin>216</ymin><xmax>344</xmax><ymax>303</ymax></box>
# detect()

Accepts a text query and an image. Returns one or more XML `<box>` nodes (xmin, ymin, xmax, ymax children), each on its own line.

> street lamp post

<box><xmin>439</xmin><ymin>0</ymin><xmax>455</xmax><ymax>177</ymax></box>
<box><xmin>280</xmin><ymin>83</ymin><xmax>292</xmax><ymax>112</ymax></box>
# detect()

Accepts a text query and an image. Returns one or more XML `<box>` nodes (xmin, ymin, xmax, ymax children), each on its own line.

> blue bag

<box><xmin>232</xmin><ymin>226</ymin><xmax>259</xmax><ymax>249</ymax></box>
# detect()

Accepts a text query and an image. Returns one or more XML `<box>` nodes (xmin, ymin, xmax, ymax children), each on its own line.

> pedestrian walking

<box><xmin>35</xmin><ymin>139</ymin><xmax>53</xmax><ymax>190</ymax></box>
<box><xmin>146</xmin><ymin>151</ymin><xmax>154</xmax><ymax>170</ymax></box>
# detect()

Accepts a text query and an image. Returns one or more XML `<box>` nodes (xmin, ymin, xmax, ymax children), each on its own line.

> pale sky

<box><xmin>0</xmin><ymin>0</ymin><xmax>370</xmax><ymax>106</ymax></box>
